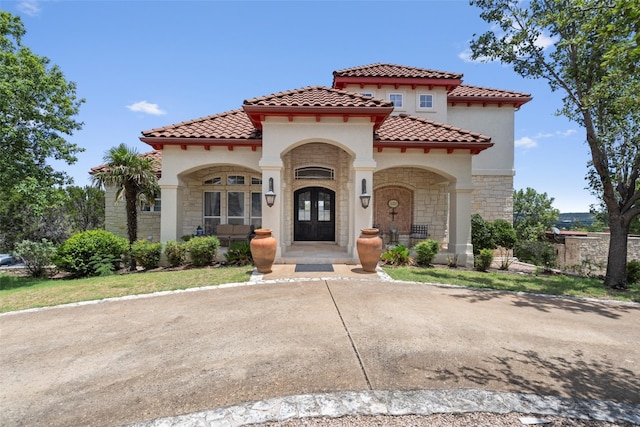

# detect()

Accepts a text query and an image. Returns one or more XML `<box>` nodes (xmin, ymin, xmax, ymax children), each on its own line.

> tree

<box><xmin>0</xmin><ymin>12</ymin><xmax>84</xmax><ymax>249</ymax></box>
<box><xmin>493</xmin><ymin>218</ymin><xmax>517</xmax><ymax>269</ymax></box>
<box><xmin>91</xmin><ymin>144</ymin><xmax>159</xmax><ymax>270</ymax></box>
<box><xmin>64</xmin><ymin>185</ymin><xmax>105</xmax><ymax>233</ymax></box>
<box><xmin>469</xmin><ymin>0</ymin><xmax>640</xmax><ymax>289</ymax></box>
<box><xmin>513</xmin><ymin>188</ymin><xmax>560</xmax><ymax>241</ymax></box>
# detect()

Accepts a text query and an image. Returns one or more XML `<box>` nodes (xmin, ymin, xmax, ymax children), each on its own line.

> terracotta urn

<box><xmin>357</xmin><ymin>228</ymin><xmax>383</xmax><ymax>272</ymax></box>
<box><xmin>250</xmin><ymin>228</ymin><xmax>277</xmax><ymax>273</ymax></box>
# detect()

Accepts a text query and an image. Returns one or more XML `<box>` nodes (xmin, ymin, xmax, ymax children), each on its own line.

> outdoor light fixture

<box><xmin>359</xmin><ymin>178</ymin><xmax>371</xmax><ymax>209</ymax></box>
<box><xmin>264</xmin><ymin>177</ymin><xmax>276</xmax><ymax>207</ymax></box>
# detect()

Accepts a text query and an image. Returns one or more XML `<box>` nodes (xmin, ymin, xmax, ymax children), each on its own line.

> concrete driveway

<box><xmin>1</xmin><ymin>279</ymin><xmax>639</xmax><ymax>426</ymax></box>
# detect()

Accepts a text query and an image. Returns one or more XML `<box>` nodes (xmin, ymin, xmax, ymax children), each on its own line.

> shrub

<box><xmin>131</xmin><ymin>240</ymin><xmax>163</xmax><ymax>270</ymax></box>
<box><xmin>414</xmin><ymin>239</ymin><xmax>440</xmax><ymax>266</ymax></box>
<box><xmin>515</xmin><ymin>240</ymin><xmax>556</xmax><ymax>271</ymax></box>
<box><xmin>165</xmin><ymin>241</ymin><xmax>187</xmax><ymax>267</ymax></box>
<box><xmin>627</xmin><ymin>260</ymin><xmax>640</xmax><ymax>285</ymax></box>
<box><xmin>475</xmin><ymin>248</ymin><xmax>494</xmax><ymax>272</ymax></box>
<box><xmin>185</xmin><ymin>236</ymin><xmax>220</xmax><ymax>267</ymax></box>
<box><xmin>492</xmin><ymin>219</ymin><xmax>517</xmax><ymax>270</ymax></box>
<box><xmin>54</xmin><ymin>230</ymin><xmax>128</xmax><ymax>277</ymax></box>
<box><xmin>14</xmin><ymin>239</ymin><xmax>56</xmax><ymax>278</ymax></box>
<box><xmin>380</xmin><ymin>244</ymin><xmax>412</xmax><ymax>266</ymax></box>
<box><xmin>471</xmin><ymin>214</ymin><xmax>495</xmax><ymax>255</ymax></box>
<box><xmin>225</xmin><ymin>241</ymin><xmax>253</xmax><ymax>266</ymax></box>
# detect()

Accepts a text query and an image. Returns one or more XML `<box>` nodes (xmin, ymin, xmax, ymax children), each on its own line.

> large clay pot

<box><xmin>250</xmin><ymin>229</ymin><xmax>277</xmax><ymax>273</ymax></box>
<box><xmin>357</xmin><ymin>228</ymin><xmax>383</xmax><ymax>272</ymax></box>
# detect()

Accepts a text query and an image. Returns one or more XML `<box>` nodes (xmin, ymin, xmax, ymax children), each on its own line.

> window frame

<box><xmin>417</xmin><ymin>93</ymin><xmax>435</xmax><ymax>111</ymax></box>
<box><xmin>388</xmin><ymin>92</ymin><xmax>404</xmax><ymax>109</ymax></box>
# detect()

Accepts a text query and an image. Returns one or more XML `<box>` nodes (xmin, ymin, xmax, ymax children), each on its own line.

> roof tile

<box><xmin>376</xmin><ymin>114</ymin><xmax>491</xmax><ymax>143</ymax></box>
<box><xmin>243</xmin><ymin>86</ymin><xmax>392</xmax><ymax>108</ymax></box>
<box><xmin>449</xmin><ymin>84</ymin><xmax>531</xmax><ymax>100</ymax></box>
<box><xmin>141</xmin><ymin>109</ymin><xmax>260</xmax><ymax>139</ymax></box>
<box><xmin>333</xmin><ymin>63</ymin><xmax>463</xmax><ymax>80</ymax></box>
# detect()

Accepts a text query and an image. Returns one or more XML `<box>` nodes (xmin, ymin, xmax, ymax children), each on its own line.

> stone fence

<box><xmin>553</xmin><ymin>232</ymin><xmax>640</xmax><ymax>276</ymax></box>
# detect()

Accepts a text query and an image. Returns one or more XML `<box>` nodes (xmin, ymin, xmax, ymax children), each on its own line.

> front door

<box><xmin>294</xmin><ymin>187</ymin><xmax>335</xmax><ymax>241</ymax></box>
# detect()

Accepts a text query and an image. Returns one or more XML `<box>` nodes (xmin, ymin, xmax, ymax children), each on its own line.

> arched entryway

<box><xmin>293</xmin><ymin>187</ymin><xmax>335</xmax><ymax>241</ymax></box>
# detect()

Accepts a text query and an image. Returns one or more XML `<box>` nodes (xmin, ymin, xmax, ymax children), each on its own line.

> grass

<box><xmin>382</xmin><ymin>266</ymin><xmax>640</xmax><ymax>303</ymax></box>
<box><xmin>2</xmin><ymin>264</ymin><xmax>639</xmax><ymax>314</ymax></box>
<box><xmin>0</xmin><ymin>266</ymin><xmax>252</xmax><ymax>313</ymax></box>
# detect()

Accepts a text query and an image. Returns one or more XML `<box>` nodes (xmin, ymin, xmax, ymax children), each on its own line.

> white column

<box><xmin>448</xmin><ymin>183</ymin><xmax>474</xmax><ymax>267</ymax></box>
<box><xmin>160</xmin><ymin>183</ymin><xmax>185</xmax><ymax>243</ymax></box>
<box><xmin>353</xmin><ymin>161</ymin><xmax>376</xmax><ymax>259</ymax></box>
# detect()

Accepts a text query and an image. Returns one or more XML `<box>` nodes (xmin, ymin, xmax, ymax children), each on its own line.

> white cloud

<box><xmin>126</xmin><ymin>101</ymin><xmax>166</xmax><ymax>116</ymax></box>
<box><xmin>17</xmin><ymin>0</ymin><xmax>41</xmax><ymax>16</ymax></box>
<box><xmin>515</xmin><ymin>136</ymin><xmax>538</xmax><ymax>149</ymax></box>
<box><xmin>534</xmin><ymin>32</ymin><xmax>558</xmax><ymax>50</ymax></box>
<box><xmin>457</xmin><ymin>48</ymin><xmax>495</xmax><ymax>64</ymax></box>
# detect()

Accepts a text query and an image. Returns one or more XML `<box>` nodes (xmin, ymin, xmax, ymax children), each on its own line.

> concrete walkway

<box><xmin>1</xmin><ymin>267</ymin><xmax>639</xmax><ymax>426</ymax></box>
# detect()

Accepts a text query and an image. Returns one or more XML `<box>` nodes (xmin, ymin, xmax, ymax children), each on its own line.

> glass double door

<box><xmin>294</xmin><ymin>187</ymin><xmax>335</xmax><ymax>241</ymax></box>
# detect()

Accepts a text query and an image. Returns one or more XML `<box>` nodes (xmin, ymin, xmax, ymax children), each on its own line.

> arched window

<box><xmin>295</xmin><ymin>167</ymin><xmax>334</xmax><ymax>180</ymax></box>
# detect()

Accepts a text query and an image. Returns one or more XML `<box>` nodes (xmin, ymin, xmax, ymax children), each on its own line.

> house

<box><xmin>97</xmin><ymin>63</ymin><xmax>531</xmax><ymax>266</ymax></box>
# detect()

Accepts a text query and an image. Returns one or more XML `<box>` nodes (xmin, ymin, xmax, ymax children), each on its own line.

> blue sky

<box><xmin>4</xmin><ymin>0</ymin><xmax>599</xmax><ymax>213</ymax></box>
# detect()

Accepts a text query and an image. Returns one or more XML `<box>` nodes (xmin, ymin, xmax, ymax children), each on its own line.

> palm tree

<box><xmin>91</xmin><ymin>144</ymin><xmax>159</xmax><ymax>270</ymax></box>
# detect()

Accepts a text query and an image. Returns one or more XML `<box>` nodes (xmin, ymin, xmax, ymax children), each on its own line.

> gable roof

<box><xmin>375</xmin><ymin>114</ymin><xmax>492</xmax><ymax>154</ymax></box>
<box><xmin>242</xmin><ymin>86</ymin><xmax>393</xmax><ymax>130</ymax></box>
<box><xmin>333</xmin><ymin>63</ymin><xmax>463</xmax><ymax>91</ymax></box>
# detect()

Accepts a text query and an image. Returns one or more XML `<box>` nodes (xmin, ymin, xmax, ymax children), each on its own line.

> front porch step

<box><xmin>276</xmin><ymin>257</ymin><xmax>358</xmax><ymax>265</ymax></box>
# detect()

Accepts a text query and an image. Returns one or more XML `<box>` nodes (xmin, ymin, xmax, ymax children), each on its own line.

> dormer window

<box><xmin>389</xmin><ymin>93</ymin><xmax>404</xmax><ymax>108</ymax></box>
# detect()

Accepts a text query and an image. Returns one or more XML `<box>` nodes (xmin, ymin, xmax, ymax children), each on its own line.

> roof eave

<box><xmin>374</xmin><ymin>140</ymin><xmax>494</xmax><ymax>154</ymax></box>
<box><xmin>333</xmin><ymin>76</ymin><xmax>462</xmax><ymax>91</ymax></box>
<box><xmin>448</xmin><ymin>96</ymin><xmax>533</xmax><ymax>110</ymax></box>
<box><xmin>139</xmin><ymin>136</ymin><xmax>262</xmax><ymax>152</ymax></box>
<box><xmin>242</xmin><ymin>105</ymin><xmax>394</xmax><ymax>130</ymax></box>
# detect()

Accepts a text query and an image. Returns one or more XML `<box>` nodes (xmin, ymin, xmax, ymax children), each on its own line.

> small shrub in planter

<box><xmin>225</xmin><ymin>241</ymin><xmax>253</xmax><ymax>266</ymax></box>
<box><xmin>185</xmin><ymin>236</ymin><xmax>220</xmax><ymax>267</ymax></box>
<box><xmin>380</xmin><ymin>244</ymin><xmax>412</xmax><ymax>266</ymax></box>
<box><xmin>131</xmin><ymin>240</ymin><xmax>163</xmax><ymax>270</ymax></box>
<box><xmin>14</xmin><ymin>239</ymin><xmax>56</xmax><ymax>278</ymax></box>
<box><xmin>54</xmin><ymin>230</ymin><xmax>128</xmax><ymax>277</ymax></box>
<box><xmin>414</xmin><ymin>239</ymin><xmax>440</xmax><ymax>266</ymax></box>
<box><xmin>475</xmin><ymin>248</ymin><xmax>494</xmax><ymax>272</ymax></box>
<box><xmin>165</xmin><ymin>241</ymin><xmax>187</xmax><ymax>267</ymax></box>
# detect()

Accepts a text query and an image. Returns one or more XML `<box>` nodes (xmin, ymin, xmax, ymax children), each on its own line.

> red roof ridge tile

<box><xmin>333</xmin><ymin>63</ymin><xmax>463</xmax><ymax>80</ymax></box>
<box><xmin>449</xmin><ymin>83</ymin><xmax>532</xmax><ymax>99</ymax></box>
<box><xmin>141</xmin><ymin>109</ymin><xmax>247</xmax><ymax>136</ymax></box>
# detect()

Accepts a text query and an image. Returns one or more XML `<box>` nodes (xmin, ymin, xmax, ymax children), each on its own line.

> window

<box><xmin>204</xmin><ymin>177</ymin><xmax>222</xmax><ymax>185</ymax></box>
<box><xmin>418</xmin><ymin>94</ymin><xmax>434</xmax><ymax>110</ymax></box>
<box><xmin>251</xmin><ymin>192</ymin><xmax>262</xmax><ymax>228</ymax></box>
<box><xmin>227</xmin><ymin>191</ymin><xmax>244</xmax><ymax>224</ymax></box>
<box><xmin>251</xmin><ymin>177</ymin><xmax>262</xmax><ymax>185</ymax></box>
<box><xmin>295</xmin><ymin>167</ymin><xmax>334</xmax><ymax>180</ymax></box>
<box><xmin>227</xmin><ymin>175</ymin><xmax>245</xmax><ymax>185</ymax></box>
<box><xmin>141</xmin><ymin>193</ymin><xmax>161</xmax><ymax>212</ymax></box>
<box><xmin>389</xmin><ymin>93</ymin><xmax>403</xmax><ymax>108</ymax></box>
<box><xmin>203</xmin><ymin>192</ymin><xmax>221</xmax><ymax>234</ymax></box>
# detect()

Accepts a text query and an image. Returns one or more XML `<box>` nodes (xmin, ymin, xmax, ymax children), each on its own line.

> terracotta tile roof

<box><xmin>333</xmin><ymin>63</ymin><xmax>463</xmax><ymax>80</ymax></box>
<box><xmin>141</xmin><ymin>109</ymin><xmax>260</xmax><ymax>139</ymax></box>
<box><xmin>243</xmin><ymin>86</ymin><xmax>392</xmax><ymax>108</ymax></box>
<box><xmin>375</xmin><ymin>114</ymin><xmax>492</xmax><ymax>152</ymax></box>
<box><xmin>448</xmin><ymin>84</ymin><xmax>532</xmax><ymax>102</ymax></box>
<box><xmin>90</xmin><ymin>150</ymin><xmax>162</xmax><ymax>177</ymax></box>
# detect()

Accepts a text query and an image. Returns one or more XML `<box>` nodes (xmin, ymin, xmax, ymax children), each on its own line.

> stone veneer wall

<box><xmin>554</xmin><ymin>233</ymin><xmax>640</xmax><ymax>276</ymax></box>
<box><xmin>373</xmin><ymin>168</ymin><xmax>448</xmax><ymax>245</ymax></box>
<box><xmin>282</xmin><ymin>143</ymin><xmax>350</xmax><ymax>247</ymax></box>
<box><xmin>104</xmin><ymin>186</ymin><xmax>161</xmax><ymax>242</ymax></box>
<box><xmin>472</xmin><ymin>175</ymin><xmax>513</xmax><ymax>222</ymax></box>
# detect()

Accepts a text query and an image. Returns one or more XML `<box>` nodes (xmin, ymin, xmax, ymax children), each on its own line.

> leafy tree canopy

<box><xmin>469</xmin><ymin>0</ymin><xmax>639</xmax><ymax>288</ymax></box>
<box><xmin>513</xmin><ymin>187</ymin><xmax>559</xmax><ymax>241</ymax></box>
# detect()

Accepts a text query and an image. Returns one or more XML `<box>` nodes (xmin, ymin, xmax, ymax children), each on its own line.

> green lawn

<box><xmin>2</xmin><ymin>264</ymin><xmax>638</xmax><ymax>314</ymax></box>
<box><xmin>382</xmin><ymin>266</ymin><xmax>640</xmax><ymax>303</ymax></box>
<box><xmin>0</xmin><ymin>266</ymin><xmax>252</xmax><ymax>313</ymax></box>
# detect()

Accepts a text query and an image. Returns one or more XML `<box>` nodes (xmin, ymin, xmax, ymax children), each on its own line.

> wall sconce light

<box><xmin>359</xmin><ymin>178</ymin><xmax>371</xmax><ymax>209</ymax></box>
<box><xmin>264</xmin><ymin>177</ymin><xmax>276</xmax><ymax>207</ymax></box>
